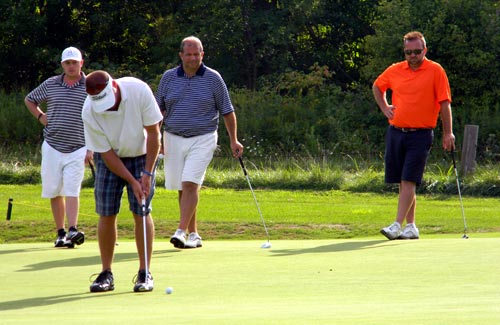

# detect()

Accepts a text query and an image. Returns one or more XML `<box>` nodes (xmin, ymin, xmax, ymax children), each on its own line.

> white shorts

<box><xmin>41</xmin><ymin>141</ymin><xmax>87</xmax><ymax>198</ymax></box>
<box><xmin>163</xmin><ymin>131</ymin><xmax>217</xmax><ymax>190</ymax></box>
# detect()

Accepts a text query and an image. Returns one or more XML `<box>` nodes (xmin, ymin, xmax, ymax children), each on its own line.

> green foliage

<box><xmin>0</xmin><ymin>90</ymin><xmax>43</xmax><ymax>145</ymax></box>
<box><xmin>0</xmin><ymin>144</ymin><xmax>41</xmax><ymax>184</ymax></box>
<box><xmin>219</xmin><ymin>65</ymin><xmax>385</xmax><ymax>158</ymax></box>
<box><xmin>0</xmin><ymin>0</ymin><xmax>378</xmax><ymax>91</ymax></box>
<box><xmin>2</xmin><ymin>1</ymin><xmax>500</xmax><ymax>163</ymax></box>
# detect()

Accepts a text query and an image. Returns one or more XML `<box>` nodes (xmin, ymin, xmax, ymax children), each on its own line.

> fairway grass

<box><xmin>1</xmin><ymin>238</ymin><xmax>500</xmax><ymax>324</ymax></box>
<box><xmin>2</xmin><ymin>185</ymin><xmax>500</xmax><ymax>242</ymax></box>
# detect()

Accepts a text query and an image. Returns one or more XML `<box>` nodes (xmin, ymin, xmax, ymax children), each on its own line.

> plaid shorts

<box><xmin>93</xmin><ymin>153</ymin><xmax>156</xmax><ymax>216</ymax></box>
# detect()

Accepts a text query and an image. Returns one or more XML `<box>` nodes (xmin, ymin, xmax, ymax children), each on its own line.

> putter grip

<box><xmin>238</xmin><ymin>157</ymin><xmax>248</xmax><ymax>176</ymax></box>
<box><xmin>141</xmin><ymin>198</ymin><xmax>147</xmax><ymax>214</ymax></box>
<box><xmin>451</xmin><ymin>151</ymin><xmax>457</xmax><ymax>169</ymax></box>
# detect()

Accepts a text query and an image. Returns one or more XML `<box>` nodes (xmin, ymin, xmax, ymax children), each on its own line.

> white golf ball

<box><xmin>165</xmin><ymin>287</ymin><xmax>173</xmax><ymax>294</ymax></box>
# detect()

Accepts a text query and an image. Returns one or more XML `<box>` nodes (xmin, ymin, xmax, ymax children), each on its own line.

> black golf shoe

<box><xmin>54</xmin><ymin>235</ymin><xmax>73</xmax><ymax>248</ymax></box>
<box><xmin>133</xmin><ymin>270</ymin><xmax>154</xmax><ymax>292</ymax></box>
<box><xmin>90</xmin><ymin>270</ymin><xmax>114</xmax><ymax>292</ymax></box>
<box><xmin>67</xmin><ymin>228</ymin><xmax>85</xmax><ymax>246</ymax></box>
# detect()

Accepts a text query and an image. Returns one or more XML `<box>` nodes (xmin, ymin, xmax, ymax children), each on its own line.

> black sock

<box><xmin>69</xmin><ymin>226</ymin><xmax>78</xmax><ymax>232</ymax></box>
<box><xmin>57</xmin><ymin>228</ymin><xmax>66</xmax><ymax>237</ymax></box>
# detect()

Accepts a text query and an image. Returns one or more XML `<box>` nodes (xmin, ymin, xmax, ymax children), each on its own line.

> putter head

<box><xmin>261</xmin><ymin>241</ymin><xmax>271</xmax><ymax>249</ymax></box>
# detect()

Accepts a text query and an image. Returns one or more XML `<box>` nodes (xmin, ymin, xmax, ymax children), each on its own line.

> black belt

<box><xmin>391</xmin><ymin>125</ymin><xmax>432</xmax><ymax>133</ymax></box>
<box><xmin>168</xmin><ymin>131</ymin><xmax>199</xmax><ymax>138</ymax></box>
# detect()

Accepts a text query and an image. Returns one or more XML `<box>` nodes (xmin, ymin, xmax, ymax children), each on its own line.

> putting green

<box><xmin>1</xmin><ymin>237</ymin><xmax>499</xmax><ymax>324</ymax></box>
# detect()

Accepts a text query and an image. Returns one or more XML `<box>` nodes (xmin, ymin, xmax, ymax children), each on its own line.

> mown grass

<box><xmin>1</xmin><ymin>145</ymin><xmax>499</xmax><ymax>243</ymax></box>
<box><xmin>3</xmin><ymin>239</ymin><xmax>500</xmax><ymax>324</ymax></box>
<box><xmin>1</xmin><ymin>184</ymin><xmax>500</xmax><ymax>244</ymax></box>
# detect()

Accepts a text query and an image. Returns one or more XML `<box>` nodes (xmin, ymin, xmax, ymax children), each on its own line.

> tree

<box><xmin>151</xmin><ymin>0</ymin><xmax>379</xmax><ymax>90</ymax></box>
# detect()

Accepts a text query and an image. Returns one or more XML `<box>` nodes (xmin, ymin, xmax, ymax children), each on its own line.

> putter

<box><xmin>238</xmin><ymin>156</ymin><xmax>271</xmax><ymax>249</ymax></box>
<box><xmin>141</xmin><ymin>198</ymin><xmax>149</xmax><ymax>276</ymax></box>
<box><xmin>451</xmin><ymin>151</ymin><xmax>468</xmax><ymax>239</ymax></box>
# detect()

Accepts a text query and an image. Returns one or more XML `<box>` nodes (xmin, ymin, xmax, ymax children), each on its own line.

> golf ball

<box><xmin>165</xmin><ymin>287</ymin><xmax>173</xmax><ymax>294</ymax></box>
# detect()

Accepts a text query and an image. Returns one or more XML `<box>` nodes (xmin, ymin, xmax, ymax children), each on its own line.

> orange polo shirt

<box><xmin>374</xmin><ymin>58</ymin><xmax>452</xmax><ymax>128</ymax></box>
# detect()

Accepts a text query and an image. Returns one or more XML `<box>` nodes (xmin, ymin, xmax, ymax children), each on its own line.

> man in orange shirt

<box><xmin>372</xmin><ymin>31</ymin><xmax>455</xmax><ymax>240</ymax></box>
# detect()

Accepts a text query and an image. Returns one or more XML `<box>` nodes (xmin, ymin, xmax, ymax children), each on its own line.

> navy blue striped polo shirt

<box><xmin>26</xmin><ymin>73</ymin><xmax>87</xmax><ymax>153</ymax></box>
<box><xmin>155</xmin><ymin>64</ymin><xmax>234</xmax><ymax>137</ymax></box>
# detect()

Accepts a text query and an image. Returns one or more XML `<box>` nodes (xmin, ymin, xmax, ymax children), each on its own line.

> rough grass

<box><xmin>2</xmin><ymin>152</ymin><xmax>500</xmax><ymax>196</ymax></box>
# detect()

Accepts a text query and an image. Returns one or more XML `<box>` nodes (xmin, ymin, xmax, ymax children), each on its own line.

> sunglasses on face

<box><xmin>404</xmin><ymin>49</ymin><xmax>424</xmax><ymax>55</ymax></box>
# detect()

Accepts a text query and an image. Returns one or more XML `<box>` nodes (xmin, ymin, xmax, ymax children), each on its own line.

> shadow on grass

<box><xmin>270</xmin><ymin>239</ymin><xmax>389</xmax><ymax>256</ymax></box>
<box><xmin>15</xmin><ymin>249</ymin><xmax>178</xmax><ymax>272</ymax></box>
<box><xmin>0</xmin><ymin>291</ymin><xmax>132</xmax><ymax>311</ymax></box>
<box><xmin>0</xmin><ymin>246</ymin><xmax>54</xmax><ymax>256</ymax></box>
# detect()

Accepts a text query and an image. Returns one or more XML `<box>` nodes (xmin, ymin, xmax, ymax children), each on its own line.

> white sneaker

<box><xmin>185</xmin><ymin>232</ymin><xmax>203</xmax><ymax>248</ymax></box>
<box><xmin>380</xmin><ymin>222</ymin><xmax>401</xmax><ymax>240</ymax></box>
<box><xmin>398</xmin><ymin>223</ymin><xmax>420</xmax><ymax>240</ymax></box>
<box><xmin>170</xmin><ymin>229</ymin><xmax>186</xmax><ymax>248</ymax></box>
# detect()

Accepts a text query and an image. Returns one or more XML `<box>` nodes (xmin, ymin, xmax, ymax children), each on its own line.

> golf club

<box><xmin>451</xmin><ymin>151</ymin><xmax>468</xmax><ymax>239</ymax></box>
<box><xmin>238</xmin><ymin>156</ymin><xmax>271</xmax><ymax>249</ymax></box>
<box><xmin>141</xmin><ymin>198</ymin><xmax>149</xmax><ymax>276</ymax></box>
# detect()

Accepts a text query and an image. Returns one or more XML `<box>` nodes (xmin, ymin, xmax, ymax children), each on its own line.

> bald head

<box><xmin>86</xmin><ymin>70</ymin><xmax>110</xmax><ymax>95</ymax></box>
<box><xmin>180</xmin><ymin>36</ymin><xmax>203</xmax><ymax>53</ymax></box>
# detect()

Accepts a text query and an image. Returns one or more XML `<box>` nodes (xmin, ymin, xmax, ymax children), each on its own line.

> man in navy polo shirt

<box><xmin>155</xmin><ymin>36</ymin><xmax>244</xmax><ymax>249</ymax></box>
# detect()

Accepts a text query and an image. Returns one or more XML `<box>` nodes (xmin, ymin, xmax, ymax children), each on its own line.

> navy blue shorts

<box><xmin>384</xmin><ymin>126</ymin><xmax>434</xmax><ymax>186</ymax></box>
<box><xmin>93</xmin><ymin>153</ymin><xmax>156</xmax><ymax>216</ymax></box>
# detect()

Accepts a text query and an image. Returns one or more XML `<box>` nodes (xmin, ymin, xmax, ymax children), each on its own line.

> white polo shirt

<box><xmin>82</xmin><ymin>77</ymin><xmax>163</xmax><ymax>157</ymax></box>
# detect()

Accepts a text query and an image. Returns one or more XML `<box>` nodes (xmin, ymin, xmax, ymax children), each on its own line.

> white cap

<box><xmin>61</xmin><ymin>47</ymin><xmax>82</xmax><ymax>62</ymax></box>
<box><xmin>87</xmin><ymin>76</ymin><xmax>116</xmax><ymax>113</ymax></box>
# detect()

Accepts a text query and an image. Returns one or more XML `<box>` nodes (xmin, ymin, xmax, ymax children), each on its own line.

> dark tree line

<box><xmin>0</xmin><ymin>0</ymin><xmax>379</xmax><ymax>91</ymax></box>
<box><xmin>2</xmin><ymin>0</ymin><xmax>500</xmax><ymax>160</ymax></box>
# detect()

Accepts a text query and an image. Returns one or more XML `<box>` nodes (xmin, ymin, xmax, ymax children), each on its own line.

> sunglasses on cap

<box><xmin>404</xmin><ymin>49</ymin><xmax>424</xmax><ymax>55</ymax></box>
